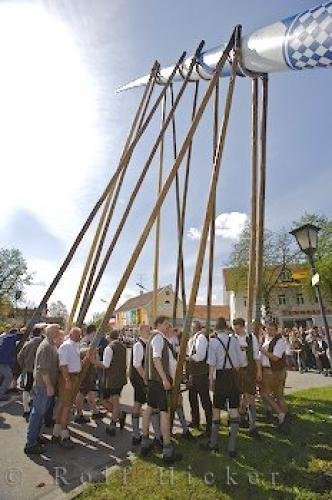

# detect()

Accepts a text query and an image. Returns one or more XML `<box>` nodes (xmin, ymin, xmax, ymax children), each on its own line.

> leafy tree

<box><xmin>291</xmin><ymin>212</ymin><xmax>332</xmax><ymax>303</ymax></box>
<box><xmin>48</xmin><ymin>300</ymin><xmax>68</xmax><ymax>319</ymax></box>
<box><xmin>228</xmin><ymin>224</ymin><xmax>303</xmax><ymax>318</ymax></box>
<box><xmin>0</xmin><ymin>248</ymin><xmax>32</xmax><ymax>305</ymax></box>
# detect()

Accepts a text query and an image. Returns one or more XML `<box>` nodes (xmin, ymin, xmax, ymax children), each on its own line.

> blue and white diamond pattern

<box><xmin>284</xmin><ymin>1</ymin><xmax>332</xmax><ymax>70</ymax></box>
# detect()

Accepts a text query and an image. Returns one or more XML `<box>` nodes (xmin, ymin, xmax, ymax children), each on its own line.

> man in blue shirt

<box><xmin>0</xmin><ymin>327</ymin><xmax>20</xmax><ymax>401</ymax></box>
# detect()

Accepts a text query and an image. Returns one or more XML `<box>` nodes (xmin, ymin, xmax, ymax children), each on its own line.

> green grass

<box><xmin>79</xmin><ymin>387</ymin><xmax>332</xmax><ymax>500</ymax></box>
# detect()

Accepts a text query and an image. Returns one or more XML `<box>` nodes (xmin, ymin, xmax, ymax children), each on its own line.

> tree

<box><xmin>48</xmin><ymin>300</ymin><xmax>68</xmax><ymax>319</ymax></box>
<box><xmin>0</xmin><ymin>248</ymin><xmax>32</xmax><ymax>305</ymax></box>
<box><xmin>291</xmin><ymin>212</ymin><xmax>332</xmax><ymax>303</ymax></box>
<box><xmin>228</xmin><ymin>223</ymin><xmax>304</xmax><ymax>318</ymax></box>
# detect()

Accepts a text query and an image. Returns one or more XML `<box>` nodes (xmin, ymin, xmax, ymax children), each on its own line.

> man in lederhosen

<box><xmin>187</xmin><ymin>320</ymin><xmax>212</xmax><ymax>437</ymax></box>
<box><xmin>233</xmin><ymin>317</ymin><xmax>262</xmax><ymax>438</ymax></box>
<box><xmin>140</xmin><ymin>316</ymin><xmax>182</xmax><ymax>464</ymax></box>
<box><xmin>98</xmin><ymin>330</ymin><xmax>127</xmax><ymax>436</ymax></box>
<box><xmin>260</xmin><ymin>321</ymin><xmax>289</xmax><ymax>430</ymax></box>
<box><xmin>203</xmin><ymin>317</ymin><xmax>243</xmax><ymax>457</ymax></box>
<box><xmin>129</xmin><ymin>324</ymin><xmax>162</xmax><ymax>446</ymax></box>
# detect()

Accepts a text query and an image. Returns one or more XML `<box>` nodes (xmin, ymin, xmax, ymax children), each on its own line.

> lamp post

<box><xmin>290</xmin><ymin>224</ymin><xmax>332</xmax><ymax>353</ymax></box>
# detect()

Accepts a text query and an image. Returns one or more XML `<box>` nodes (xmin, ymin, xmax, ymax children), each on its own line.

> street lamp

<box><xmin>290</xmin><ymin>224</ymin><xmax>332</xmax><ymax>354</ymax></box>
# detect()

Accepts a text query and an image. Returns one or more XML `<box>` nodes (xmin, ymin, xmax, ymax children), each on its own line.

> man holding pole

<box><xmin>140</xmin><ymin>316</ymin><xmax>182</xmax><ymax>464</ymax></box>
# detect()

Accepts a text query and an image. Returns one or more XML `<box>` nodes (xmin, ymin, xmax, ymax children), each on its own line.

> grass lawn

<box><xmin>79</xmin><ymin>387</ymin><xmax>332</xmax><ymax>500</ymax></box>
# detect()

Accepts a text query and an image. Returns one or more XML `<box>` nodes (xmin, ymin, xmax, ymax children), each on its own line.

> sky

<box><xmin>0</xmin><ymin>0</ymin><xmax>331</xmax><ymax>319</ymax></box>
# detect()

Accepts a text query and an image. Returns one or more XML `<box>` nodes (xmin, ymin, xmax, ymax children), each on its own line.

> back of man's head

<box><xmin>215</xmin><ymin>317</ymin><xmax>227</xmax><ymax>331</ymax></box>
<box><xmin>109</xmin><ymin>329</ymin><xmax>120</xmax><ymax>341</ymax></box>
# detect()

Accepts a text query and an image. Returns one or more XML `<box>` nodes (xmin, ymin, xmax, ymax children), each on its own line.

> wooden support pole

<box><xmin>92</xmin><ymin>33</ymin><xmax>236</xmax><ymax>341</ymax></box>
<box><xmin>170</xmin><ymin>33</ymin><xmax>240</xmax><ymax>421</ymax></box>
<box><xmin>67</xmin><ymin>63</ymin><xmax>159</xmax><ymax>331</ymax></box>
<box><xmin>152</xmin><ymin>93</ymin><xmax>167</xmax><ymax>322</ymax></box>
<box><xmin>254</xmin><ymin>75</ymin><xmax>268</xmax><ymax>335</ymax></box>
<box><xmin>18</xmin><ymin>60</ymin><xmax>165</xmax><ymax>345</ymax></box>
<box><xmin>76</xmin><ymin>67</ymin><xmax>159</xmax><ymax>326</ymax></box>
<box><xmin>78</xmin><ymin>47</ymin><xmax>203</xmax><ymax>322</ymax></box>
<box><xmin>206</xmin><ymin>81</ymin><xmax>219</xmax><ymax>333</ymax></box>
<box><xmin>172</xmin><ymin>81</ymin><xmax>200</xmax><ymax>324</ymax></box>
<box><xmin>246</xmin><ymin>78</ymin><xmax>259</xmax><ymax>333</ymax></box>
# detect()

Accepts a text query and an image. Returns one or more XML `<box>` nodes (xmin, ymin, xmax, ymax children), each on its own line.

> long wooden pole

<box><xmin>246</xmin><ymin>78</ymin><xmax>259</xmax><ymax>333</ymax></box>
<box><xmin>170</xmin><ymin>30</ymin><xmax>240</xmax><ymax>420</ymax></box>
<box><xmin>206</xmin><ymin>81</ymin><xmax>219</xmax><ymax>333</ymax></box>
<box><xmin>76</xmin><ymin>68</ymin><xmax>159</xmax><ymax>326</ymax></box>
<box><xmin>90</xmin><ymin>32</ymin><xmax>236</xmax><ymax>343</ymax></box>
<box><xmin>152</xmin><ymin>94</ymin><xmax>167</xmax><ymax>322</ymax></box>
<box><xmin>18</xmin><ymin>62</ymin><xmax>162</xmax><ymax>346</ymax></box>
<box><xmin>172</xmin><ymin>81</ymin><xmax>200</xmax><ymax>324</ymax></box>
<box><xmin>254</xmin><ymin>75</ymin><xmax>268</xmax><ymax>335</ymax></box>
<box><xmin>78</xmin><ymin>46</ymin><xmax>204</xmax><ymax>322</ymax></box>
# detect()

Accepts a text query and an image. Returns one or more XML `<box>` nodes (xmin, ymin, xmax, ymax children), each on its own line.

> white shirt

<box><xmin>236</xmin><ymin>333</ymin><xmax>259</xmax><ymax>367</ymax></box>
<box><xmin>188</xmin><ymin>332</ymin><xmax>208</xmax><ymax>362</ymax></box>
<box><xmin>132</xmin><ymin>339</ymin><xmax>146</xmax><ymax>369</ymax></box>
<box><xmin>102</xmin><ymin>345</ymin><xmax>113</xmax><ymax>368</ymax></box>
<box><xmin>208</xmin><ymin>331</ymin><xmax>243</xmax><ymax>369</ymax></box>
<box><xmin>151</xmin><ymin>331</ymin><xmax>177</xmax><ymax>381</ymax></box>
<box><xmin>260</xmin><ymin>336</ymin><xmax>286</xmax><ymax>367</ymax></box>
<box><xmin>58</xmin><ymin>339</ymin><xmax>81</xmax><ymax>373</ymax></box>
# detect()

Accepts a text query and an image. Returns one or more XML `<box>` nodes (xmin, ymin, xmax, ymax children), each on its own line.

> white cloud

<box><xmin>187</xmin><ymin>212</ymin><xmax>248</xmax><ymax>242</ymax></box>
<box><xmin>215</xmin><ymin>212</ymin><xmax>248</xmax><ymax>240</ymax></box>
<box><xmin>187</xmin><ymin>227</ymin><xmax>202</xmax><ymax>240</ymax></box>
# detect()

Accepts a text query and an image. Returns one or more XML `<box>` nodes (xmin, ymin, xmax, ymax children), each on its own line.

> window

<box><xmin>281</xmin><ymin>269</ymin><xmax>292</xmax><ymax>282</ymax></box>
<box><xmin>278</xmin><ymin>294</ymin><xmax>286</xmax><ymax>305</ymax></box>
<box><xmin>296</xmin><ymin>294</ymin><xmax>304</xmax><ymax>305</ymax></box>
<box><xmin>243</xmin><ymin>297</ymin><xmax>247</xmax><ymax>307</ymax></box>
<box><xmin>164</xmin><ymin>300</ymin><xmax>170</xmax><ymax>304</ymax></box>
<box><xmin>165</xmin><ymin>290</ymin><xmax>170</xmax><ymax>296</ymax></box>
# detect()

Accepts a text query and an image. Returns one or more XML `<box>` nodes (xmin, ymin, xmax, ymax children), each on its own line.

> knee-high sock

<box><xmin>132</xmin><ymin>413</ymin><xmax>141</xmax><ymax>439</ymax></box>
<box><xmin>210</xmin><ymin>419</ymin><xmax>220</xmax><ymax>448</ymax></box>
<box><xmin>22</xmin><ymin>391</ymin><xmax>31</xmax><ymax>412</ymax></box>
<box><xmin>228</xmin><ymin>417</ymin><xmax>240</xmax><ymax>453</ymax></box>
<box><xmin>151</xmin><ymin>411</ymin><xmax>161</xmax><ymax>440</ymax></box>
<box><xmin>176</xmin><ymin>406</ymin><xmax>188</xmax><ymax>432</ymax></box>
<box><xmin>248</xmin><ymin>404</ymin><xmax>257</xmax><ymax>430</ymax></box>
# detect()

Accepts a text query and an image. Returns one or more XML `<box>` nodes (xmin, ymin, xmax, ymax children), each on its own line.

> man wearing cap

<box><xmin>204</xmin><ymin>317</ymin><xmax>243</xmax><ymax>457</ymax></box>
<box><xmin>24</xmin><ymin>324</ymin><xmax>62</xmax><ymax>455</ymax></box>
<box><xmin>233</xmin><ymin>317</ymin><xmax>262</xmax><ymax>437</ymax></box>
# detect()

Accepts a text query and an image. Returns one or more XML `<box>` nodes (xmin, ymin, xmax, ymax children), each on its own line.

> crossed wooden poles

<box><xmin>19</xmin><ymin>26</ymin><xmax>269</xmax><ymax>417</ymax></box>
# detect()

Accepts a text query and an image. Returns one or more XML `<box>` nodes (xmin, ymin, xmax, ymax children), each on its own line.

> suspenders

<box><xmin>215</xmin><ymin>335</ymin><xmax>234</xmax><ymax>370</ymax></box>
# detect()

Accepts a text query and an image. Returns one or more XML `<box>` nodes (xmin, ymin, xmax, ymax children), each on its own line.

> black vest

<box><xmin>268</xmin><ymin>335</ymin><xmax>286</xmax><ymax>371</ymax></box>
<box><xmin>146</xmin><ymin>332</ymin><xmax>172</xmax><ymax>383</ymax></box>
<box><xmin>103</xmin><ymin>340</ymin><xmax>127</xmax><ymax>389</ymax></box>
<box><xmin>129</xmin><ymin>338</ymin><xmax>146</xmax><ymax>386</ymax></box>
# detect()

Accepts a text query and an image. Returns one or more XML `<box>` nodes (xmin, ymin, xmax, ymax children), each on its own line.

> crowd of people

<box><xmin>0</xmin><ymin>317</ymin><xmax>331</xmax><ymax>464</ymax></box>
